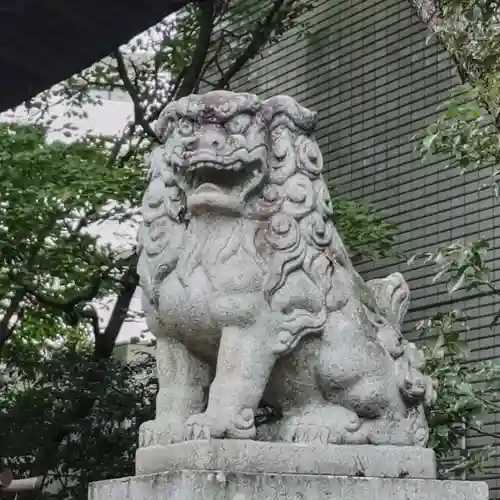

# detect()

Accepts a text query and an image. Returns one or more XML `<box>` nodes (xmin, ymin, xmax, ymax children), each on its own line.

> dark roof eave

<box><xmin>0</xmin><ymin>0</ymin><xmax>192</xmax><ymax>112</ymax></box>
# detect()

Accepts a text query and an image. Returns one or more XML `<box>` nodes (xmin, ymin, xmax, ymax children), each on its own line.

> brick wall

<box><xmin>228</xmin><ymin>0</ymin><xmax>500</xmax><ymax>493</ymax></box>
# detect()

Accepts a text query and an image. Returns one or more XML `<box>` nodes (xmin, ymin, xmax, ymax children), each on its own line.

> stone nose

<box><xmin>198</xmin><ymin>130</ymin><xmax>226</xmax><ymax>151</ymax></box>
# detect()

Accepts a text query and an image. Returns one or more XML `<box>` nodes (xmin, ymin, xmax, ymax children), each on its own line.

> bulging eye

<box><xmin>178</xmin><ymin>117</ymin><xmax>194</xmax><ymax>136</ymax></box>
<box><xmin>226</xmin><ymin>114</ymin><xmax>251</xmax><ymax>135</ymax></box>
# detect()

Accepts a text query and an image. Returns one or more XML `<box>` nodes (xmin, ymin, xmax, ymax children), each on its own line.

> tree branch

<box><xmin>0</xmin><ymin>218</ymin><xmax>62</xmax><ymax>350</ymax></box>
<box><xmin>24</xmin><ymin>271</ymin><xmax>105</xmax><ymax>315</ymax></box>
<box><xmin>408</xmin><ymin>0</ymin><xmax>500</xmax><ymax>127</ymax></box>
<box><xmin>113</xmin><ymin>50</ymin><xmax>160</xmax><ymax>143</ymax></box>
<box><xmin>28</xmin><ymin>262</ymin><xmax>139</xmax><ymax>478</ymax></box>
<box><xmin>146</xmin><ymin>66</ymin><xmax>187</xmax><ymax>125</ymax></box>
<box><xmin>469</xmin><ymin>424</ymin><xmax>500</xmax><ymax>440</ymax></box>
<box><xmin>176</xmin><ymin>0</ymin><xmax>216</xmax><ymax>98</ymax></box>
<box><xmin>144</xmin><ymin>0</ymin><xmax>215</xmax><ymax>126</ymax></box>
<box><xmin>215</xmin><ymin>0</ymin><xmax>286</xmax><ymax>89</ymax></box>
<box><xmin>0</xmin><ymin>288</ymin><xmax>25</xmax><ymax>348</ymax></box>
<box><xmin>94</xmin><ymin>263</ymin><xmax>139</xmax><ymax>360</ymax></box>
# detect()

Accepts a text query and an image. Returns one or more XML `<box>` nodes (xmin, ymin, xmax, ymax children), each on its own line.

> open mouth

<box><xmin>181</xmin><ymin>160</ymin><xmax>261</xmax><ymax>197</ymax></box>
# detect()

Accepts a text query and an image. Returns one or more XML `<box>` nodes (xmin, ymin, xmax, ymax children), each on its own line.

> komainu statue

<box><xmin>136</xmin><ymin>91</ymin><xmax>435</xmax><ymax>449</ymax></box>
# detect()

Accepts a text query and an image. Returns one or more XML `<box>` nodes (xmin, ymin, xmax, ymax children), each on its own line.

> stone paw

<box><xmin>184</xmin><ymin>414</ymin><xmax>213</xmax><ymax>440</ymax></box>
<box><xmin>184</xmin><ymin>409</ymin><xmax>256</xmax><ymax>441</ymax></box>
<box><xmin>279</xmin><ymin>404</ymin><xmax>368</xmax><ymax>445</ymax></box>
<box><xmin>364</xmin><ymin>407</ymin><xmax>429</xmax><ymax>446</ymax></box>
<box><xmin>139</xmin><ymin>418</ymin><xmax>185</xmax><ymax>447</ymax></box>
<box><xmin>292</xmin><ymin>423</ymin><xmax>331</xmax><ymax>445</ymax></box>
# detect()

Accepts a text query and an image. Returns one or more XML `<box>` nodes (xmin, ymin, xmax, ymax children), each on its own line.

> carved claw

<box><xmin>293</xmin><ymin>424</ymin><xmax>320</xmax><ymax>444</ymax></box>
<box><xmin>139</xmin><ymin>419</ymin><xmax>185</xmax><ymax>447</ymax></box>
<box><xmin>184</xmin><ymin>411</ymin><xmax>257</xmax><ymax>440</ymax></box>
<box><xmin>186</xmin><ymin>421</ymin><xmax>212</xmax><ymax>441</ymax></box>
<box><xmin>279</xmin><ymin>405</ymin><xmax>367</xmax><ymax>445</ymax></box>
<box><xmin>184</xmin><ymin>414</ymin><xmax>215</xmax><ymax>440</ymax></box>
<box><xmin>292</xmin><ymin>424</ymin><xmax>330</xmax><ymax>445</ymax></box>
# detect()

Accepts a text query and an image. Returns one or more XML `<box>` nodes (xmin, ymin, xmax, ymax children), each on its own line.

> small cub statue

<box><xmin>136</xmin><ymin>91</ymin><xmax>435</xmax><ymax>448</ymax></box>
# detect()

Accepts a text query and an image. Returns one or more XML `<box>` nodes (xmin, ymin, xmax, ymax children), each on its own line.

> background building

<box><xmin>229</xmin><ymin>0</ymin><xmax>500</xmax><ymax>493</ymax></box>
<box><xmin>2</xmin><ymin>1</ymin><xmax>499</xmax><ymax>492</ymax></box>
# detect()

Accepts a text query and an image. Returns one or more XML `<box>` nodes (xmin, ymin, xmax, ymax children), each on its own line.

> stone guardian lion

<box><xmin>136</xmin><ymin>91</ymin><xmax>435</xmax><ymax>449</ymax></box>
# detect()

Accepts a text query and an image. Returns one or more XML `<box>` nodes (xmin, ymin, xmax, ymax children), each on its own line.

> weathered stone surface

<box><xmin>136</xmin><ymin>90</ymin><xmax>436</xmax><ymax>449</ymax></box>
<box><xmin>90</xmin><ymin>470</ymin><xmax>488</xmax><ymax>500</ymax></box>
<box><xmin>135</xmin><ymin>440</ymin><xmax>436</xmax><ymax>479</ymax></box>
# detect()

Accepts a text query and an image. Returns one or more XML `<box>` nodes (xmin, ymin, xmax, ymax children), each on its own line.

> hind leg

<box><xmin>260</xmin><ymin>341</ymin><xmax>367</xmax><ymax>445</ymax></box>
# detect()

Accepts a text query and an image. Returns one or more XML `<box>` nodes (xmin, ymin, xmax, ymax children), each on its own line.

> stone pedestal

<box><xmin>89</xmin><ymin>441</ymin><xmax>489</xmax><ymax>500</ymax></box>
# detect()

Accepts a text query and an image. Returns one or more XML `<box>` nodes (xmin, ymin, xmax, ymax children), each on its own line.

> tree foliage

<box><xmin>0</xmin><ymin>335</ymin><xmax>156</xmax><ymax>500</ymax></box>
<box><xmin>407</xmin><ymin>0</ymin><xmax>500</xmax><ymax>479</ymax></box>
<box><xmin>414</xmin><ymin>0</ymin><xmax>500</xmax><ymax>190</ymax></box>
<box><xmin>0</xmin><ymin>124</ymin><xmax>141</xmax><ymax>355</ymax></box>
<box><xmin>409</xmin><ymin>238</ymin><xmax>500</xmax><ymax>478</ymax></box>
<box><xmin>331</xmin><ymin>197</ymin><xmax>396</xmax><ymax>262</ymax></box>
<box><xmin>418</xmin><ymin>310</ymin><xmax>500</xmax><ymax>478</ymax></box>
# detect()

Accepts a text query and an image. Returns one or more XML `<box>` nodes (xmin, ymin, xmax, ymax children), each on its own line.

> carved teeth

<box><xmin>188</xmin><ymin>160</ymin><xmax>248</xmax><ymax>171</ymax></box>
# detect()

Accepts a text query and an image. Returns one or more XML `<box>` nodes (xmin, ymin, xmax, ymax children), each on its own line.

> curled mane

<box><xmin>252</xmin><ymin>96</ymin><xmax>355</xmax><ymax>354</ymax></box>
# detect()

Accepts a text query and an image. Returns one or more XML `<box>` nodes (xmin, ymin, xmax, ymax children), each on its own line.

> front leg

<box><xmin>140</xmin><ymin>334</ymin><xmax>210</xmax><ymax>447</ymax></box>
<box><xmin>185</xmin><ymin>320</ymin><xmax>279</xmax><ymax>440</ymax></box>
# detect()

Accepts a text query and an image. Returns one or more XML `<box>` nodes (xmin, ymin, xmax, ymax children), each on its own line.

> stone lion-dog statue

<box><xmin>136</xmin><ymin>90</ymin><xmax>435</xmax><ymax>449</ymax></box>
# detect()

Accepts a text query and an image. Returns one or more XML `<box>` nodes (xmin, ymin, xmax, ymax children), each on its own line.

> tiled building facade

<box><xmin>228</xmin><ymin>0</ymin><xmax>500</xmax><ymax>494</ymax></box>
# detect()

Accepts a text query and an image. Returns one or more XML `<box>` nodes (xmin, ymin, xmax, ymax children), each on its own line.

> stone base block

<box><xmin>91</xmin><ymin>441</ymin><xmax>488</xmax><ymax>499</ymax></box>
<box><xmin>89</xmin><ymin>470</ymin><xmax>488</xmax><ymax>500</ymax></box>
<box><xmin>135</xmin><ymin>440</ymin><xmax>437</xmax><ymax>479</ymax></box>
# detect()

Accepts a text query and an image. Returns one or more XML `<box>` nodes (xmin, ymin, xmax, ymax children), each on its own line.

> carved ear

<box><xmin>261</xmin><ymin>95</ymin><xmax>317</xmax><ymax>133</ymax></box>
<box><xmin>155</xmin><ymin>96</ymin><xmax>191</xmax><ymax>141</ymax></box>
<box><xmin>366</xmin><ymin>274</ymin><xmax>410</xmax><ymax>327</ymax></box>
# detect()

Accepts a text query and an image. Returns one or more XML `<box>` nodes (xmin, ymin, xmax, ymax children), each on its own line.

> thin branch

<box><xmin>113</xmin><ymin>50</ymin><xmax>159</xmax><ymax>143</ymax></box>
<box><xmin>408</xmin><ymin>0</ymin><xmax>500</xmax><ymax>130</ymax></box>
<box><xmin>475</xmin><ymin>393</ymin><xmax>500</xmax><ymax>412</ymax></box>
<box><xmin>482</xmin><ymin>279</ymin><xmax>500</xmax><ymax>298</ymax></box>
<box><xmin>0</xmin><ymin>288</ymin><xmax>25</xmax><ymax>347</ymax></box>
<box><xmin>469</xmin><ymin>424</ymin><xmax>500</xmax><ymax>440</ymax></box>
<box><xmin>201</xmin><ymin>31</ymin><xmax>227</xmax><ymax>86</ymax></box>
<box><xmin>94</xmin><ymin>262</ymin><xmax>139</xmax><ymax>360</ymax></box>
<box><xmin>23</xmin><ymin>271</ymin><xmax>106</xmax><ymax>314</ymax></box>
<box><xmin>177</xmin><ymin>0</ymin><xmax>216</xmax><ymax>98</ymax></box>
<box><xmin>147</xmin><ymin>66</ymin><xmax>187</xmax><ymax>123</ymax></box>
<box><xmin>0</xmin><ymin>220</ymin><xmax>60</xmax><ymax>349</ymax></box>
<box><xmin>215</xmin><ymin>0</ymin><xmax>286</xmax><ymax>89</ymax></box>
